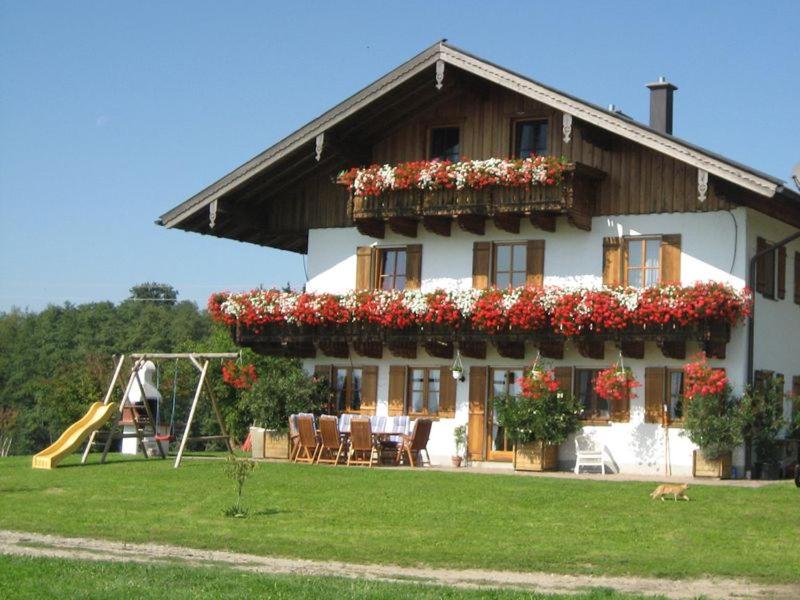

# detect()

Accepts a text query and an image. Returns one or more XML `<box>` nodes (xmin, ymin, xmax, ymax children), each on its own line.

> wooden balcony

<box><xmin>347</xmin><ymin>162</ymin><xmax>604</xmax><ymax>238</ymax></box>
<box><xmin>233</xmin><ymin>319</ymin><xmax>730</xmax><ymax>363</ymax></box>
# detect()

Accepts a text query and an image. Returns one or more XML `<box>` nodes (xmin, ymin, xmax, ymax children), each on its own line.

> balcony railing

<box><xmin>347</xmin><ymin>162</ymin><xmax>604</xmax><ymax>236</ymax></box>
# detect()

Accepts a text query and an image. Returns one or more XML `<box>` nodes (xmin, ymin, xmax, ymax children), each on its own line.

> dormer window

<box><xmin>513</xmin><ymin>119</ymin><xmax>548</xmax><ymax>158</ymax></box>
<box><xmin>429</xmin><ymin>127</ymin><xmax>460</xmax><ymax>162</ymax></box>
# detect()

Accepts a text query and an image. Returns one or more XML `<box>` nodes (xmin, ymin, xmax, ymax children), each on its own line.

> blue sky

<box><xmin>1</xmin><ymin>1</ymin><xmax>798</xmax><ymax>312</ymax></box>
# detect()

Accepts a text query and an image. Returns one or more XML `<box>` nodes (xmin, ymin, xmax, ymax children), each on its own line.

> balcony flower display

<box><xmin>209</xmin><ymin>283</ymin><xmax>750</xmax><ymax>338</ymax></box>
<box><xmin>337</xmin><ymin>156</ymin><xmax>569</xmax><ymax>198</ymax></box>
<box><xmin>593</xmin><ymin>362</ymin><xmax>640</xmax><ymax>403</ymax></box>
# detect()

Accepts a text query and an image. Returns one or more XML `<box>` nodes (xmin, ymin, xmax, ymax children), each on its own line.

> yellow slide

<box><xmin>32</xmin><ymin>402</ymin><xmax>118</xmax><ymax>469</ymax></box>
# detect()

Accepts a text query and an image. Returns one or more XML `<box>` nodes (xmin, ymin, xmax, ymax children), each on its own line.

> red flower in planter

<box><xmin>518</xmin><ymin>364</ymin><xmax>560</xmax><ymax>400</ymax></box>
<box><xmin>506</xmin><ymin>288</ymin><xmax>548</xmax><ymax>332</ymax></box>
<box><xmin>594</xmin><ymin>362</ymin><xmax>639</xmax><ymax>403</ymax></box>
<box><xmin>683</xmin><ymin>352</ymin><xmax>728</xmax><ymax>400</ymax></box>
<box><xmin>222</xmin><ymin>361</ymin><xmax>258</xmax><ymax>390</ymax></box>
<box><xmin>471</xmin><ymin>290</ymin><xmax>508</xmax><ymax>333</ymax></box>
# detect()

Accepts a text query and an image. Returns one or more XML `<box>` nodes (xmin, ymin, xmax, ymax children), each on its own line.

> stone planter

<box><xmin>692</xmin><ymin>450</ymin><xmax>732</xmax><ymax>479</ymax></box>
<box><xmin>513</xmin><ymin>441</ymin><xmax>559</xmax><ymax>472</ymax></box>
<box><xmin>264</xmin><ymin>430</ymin><xmax>290</xmax><ymax>459</ymax></box>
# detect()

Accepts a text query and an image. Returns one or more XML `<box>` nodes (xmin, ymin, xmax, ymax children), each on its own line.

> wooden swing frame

<box><xmin>81</xmin><ymin>352</ymin><xmax>239</xmax><ymax>468</ymax></box>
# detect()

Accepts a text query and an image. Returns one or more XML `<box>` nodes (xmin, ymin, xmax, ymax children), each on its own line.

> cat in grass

<box><xmin>650</xmin><ymin>483</ymin><xmax>690</xmax><ymax>501</ymax></box>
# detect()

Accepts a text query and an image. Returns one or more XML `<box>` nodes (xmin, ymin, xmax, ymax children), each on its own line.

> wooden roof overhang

<box><xmin>158</xmin><ymin>41</ymin><xmax>800</xmax><ymax>252</ymax></box>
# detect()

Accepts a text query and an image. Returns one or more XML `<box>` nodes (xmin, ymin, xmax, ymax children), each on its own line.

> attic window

<box><xmin>513</xmin><ymin>119</ymin><xmax>548</xmax><ymax>158</ymax></box>
<box><xmin>429</xmin><ymin>127</ymin><xmax>460</xmax><ymax>162</ymax></box>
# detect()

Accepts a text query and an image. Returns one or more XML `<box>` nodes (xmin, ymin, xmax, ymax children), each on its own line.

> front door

<box><xmin>487</xmin><ymin>367</ymin><xmax>523</xmax><ymax>461</ymax></box>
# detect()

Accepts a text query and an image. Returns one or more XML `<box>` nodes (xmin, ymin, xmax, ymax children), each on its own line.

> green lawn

<box><xmin>0</xmin><ymin>455</ymin><xmax>797</xmax><ymax>583</ymax></box>
<box><xmin>0</xmin><ymin>555</ymin><xmax>647</xmax><ymax>600</ymax></box>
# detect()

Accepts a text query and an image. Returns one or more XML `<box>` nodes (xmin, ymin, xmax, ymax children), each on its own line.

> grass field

<box><xmin>0</xmin><ymin>554</ymin><xmax>647</xmax><ymax>599</ymax></box>
<box><xmin>0</xmin><ymin>455</ymin><xmax>797</xmax><ymax>583</ymax></box>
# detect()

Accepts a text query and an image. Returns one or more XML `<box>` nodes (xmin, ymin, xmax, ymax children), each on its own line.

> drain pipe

<box><xmin>746</xmin><ymin>229</ymin><xmax>800</xmax><ymax>386</ymax></box>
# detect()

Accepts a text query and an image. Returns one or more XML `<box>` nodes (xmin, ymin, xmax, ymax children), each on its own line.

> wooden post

<box><xmin>100</xmin><ymin>366</ymin><xmax>140</xmax><ymax>464</ymax></box>
<box><xmin>174</xmin><ymin>360</ymin><xmax>209</xmax><ymax>468</ymax></box>
<box><xmin>131</xmin><ymin>369</ymin><xmax>152</xmax><ymax>459</ymax></box>
<box><xmin>202</xmin><ymin>364</ymin><xmax>235</xmax><ymax>456</ymax></box>
<box><xmin>81</xmin><ymin>355</ymin><xmax>125</xmax><ymax>463</ymax></box>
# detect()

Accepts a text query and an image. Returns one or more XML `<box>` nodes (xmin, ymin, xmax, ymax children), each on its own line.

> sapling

<box><xmin>223</xmin><ymin>456</ymin><xmax>257</xmax><ymax>517</ymax></box>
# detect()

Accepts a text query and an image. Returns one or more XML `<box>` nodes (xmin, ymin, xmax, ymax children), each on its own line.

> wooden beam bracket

<box><xmin>576</xmin><ymin>338</ymin><xmax>604</xmax><ymax>360</ymax></box>
<box><xmin>422</xmin><ymin>216</ymin><xmax>452</xmax><ymax>237</ymax></box>
<box><xmin>456</xmin><ymin>214</ymin><xmax>485</xmax><ymax>235</ymax></box>
<box><xmin>388</xmin><ymin>217</ymin><xmax>418</xmax><ymax>238</ymax></box>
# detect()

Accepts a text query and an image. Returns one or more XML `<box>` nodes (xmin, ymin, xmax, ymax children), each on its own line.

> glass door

<box><xmin>488</xmin><ymin>368</ymin><xmax>522</xmax><ymax>461</ymax></box>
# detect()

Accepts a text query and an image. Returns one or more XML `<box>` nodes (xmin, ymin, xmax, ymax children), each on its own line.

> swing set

<box><xmin>79</xmin><ymin>352</ymin><xmax>239</xmax><ymax>468</ymax></box>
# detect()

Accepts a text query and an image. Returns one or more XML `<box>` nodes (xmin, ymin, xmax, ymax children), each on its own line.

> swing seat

<box><xmin>154</xmin><ymin>434</ymin><xmax>174</xmax><ymax>443</ymax></box>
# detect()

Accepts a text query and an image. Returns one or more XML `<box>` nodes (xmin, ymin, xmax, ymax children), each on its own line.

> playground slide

<box><xmin>32</xmin><ymin>402</ymin><xmax>118</xmax><ymax>469</ymax></box>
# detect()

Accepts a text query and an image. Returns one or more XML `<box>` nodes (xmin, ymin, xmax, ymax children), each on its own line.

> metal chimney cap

<box><xmin>646</xmin><ymin>77</ymin><xmax>678</xmax><ymax>91</ymax></box>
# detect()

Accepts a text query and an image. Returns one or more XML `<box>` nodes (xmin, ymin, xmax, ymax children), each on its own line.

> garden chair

<box><xmin>338</xmin><ymin>413</ymin><xmax>353</xmax><ymax>434</ymax></box>
<box><xmin>294</xmin><ymin>414</ymin><xmax>320</xmax><ymax>464</ymax></box>
<box><xmin>395</xmin><ymin>418</ymin><xmax>432</xmax><ymax>467</ymax></box>
<box><xmin>574</xmin><ymin>434</ymin><xmax>606</xmax><ymax>475</ymax></box>
<box><xmin>348</xmin><ymin>418</ymin><xmax>378</xmax><ymax>467</ymax></box>
<box><xmin>288</xmin><ymin>414</ymin><xmax>301</xmax><ymax>461</ymax></box>
<box><xmin>316</xmin><ymin>415</ymin><xmax>345</xmax><ymax>465</ymax></box>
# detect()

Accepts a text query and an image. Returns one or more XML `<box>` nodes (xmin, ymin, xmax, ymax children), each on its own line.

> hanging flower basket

<box><xmin>222</xmin><ymin>361</ymin><xmax>258</xmax><ymax>390</ymax></box>
<box><xmin>593</xmin><ymin>362</ymin><xmax>639</xmax><ymax>403</ymax></box>
<box><xmin>518</xmin><ymin>362</ymin><xmax>560</xmax><ymax>400</ymax></box>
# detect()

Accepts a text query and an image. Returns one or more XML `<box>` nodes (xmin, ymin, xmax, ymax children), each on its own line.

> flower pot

<box><xmin>263</xmin><ymin>430</ymin><xmax>290</xmax><ymax>459</ymax></box>
<box><xmin>451</xmin><ymin>456</ymin><xmax>463</xmax><ymax>468</ymax></box>
<box><xmin>513</xmin><ymin>441</ymin><xmax>559</xmax><ymax>472</ymax></box>
<box><xmin>249</xmin><ymin>427</ymin><xmax>265</xmax><ymax>459</ymax></box>
<box><xmin>692</xmin><ymin>450</ymin><xmax>732</xmax><ymax>479</ymax></box>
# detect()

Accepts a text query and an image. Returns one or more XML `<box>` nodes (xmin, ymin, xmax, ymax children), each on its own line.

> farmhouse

<box><xmin>158</xmin><ymin>41</ymin><xmax>800</xmax><ymax>475</ymax></box>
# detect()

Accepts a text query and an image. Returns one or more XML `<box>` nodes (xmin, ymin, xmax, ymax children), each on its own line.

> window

<box><xmin>408</xmin><ymin>368</ymin><xmax>441</xmax><ymax>416</ymax></box>
<box><xmin>335</xmin><ymin>367</ymin><xmax>362</xmax><ymax>412</ymax></box>
<box><xmin>756</xmin><ymin>237</ymin><xmax>779</xmax><ymax>300</ymax></box>
<box><xmin>513</xmin><ymin>119</ymin><xmax>548</xmax><ymax>158</ymax></box>
<box><xmin>574</xmin><ymin>368</ymin><xmax>609</xmax><ymax>420</ymax></box>
<box><xmin>429</xmin><ymin>127</ymin><xmax>460</xmax><ymax>162</ymax></box>
<box><xmin>377</xmin><ymin>248</ymin><xmax>407</xmax><ymax>290</ymax></box>
<box><xmin>492</xmin><ymin>242</ymin><xmax>527</xmax><ymax>288</ymax></box>
<box><xmin>667</xmin><ymin>369</ymin><xmax>685</xmax><ymax>423</ymax></box>
<box><xmin>625</xmin><ymin>237</ymin><xmax>661</xmax><ymax>288</ymax></box>
<box><xmin>490</xmin><ymin>368</ymin><xmax>523</xmax><ymax>455</ymax></box>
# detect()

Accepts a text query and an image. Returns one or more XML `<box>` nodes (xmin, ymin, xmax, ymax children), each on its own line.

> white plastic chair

<box><xmin>574</xmin><ymin>435</ymin><xmax>606</xmax><ymax>475</ymax></box>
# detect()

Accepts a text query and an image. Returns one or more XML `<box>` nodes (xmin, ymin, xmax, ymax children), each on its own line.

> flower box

<box><xmin>692</xmin><ymin>450</ymin><xmax>732</xmax><ymax>479</ymax></box>
<box><xmin>264</xmin><ymin>430</ymin><xmax>290</xmax><ymax>460</ymax></box>
<box><xmin>513</xmin><ymin>441</ymin><xmax>560</xmax><ymax>471</ymax></box>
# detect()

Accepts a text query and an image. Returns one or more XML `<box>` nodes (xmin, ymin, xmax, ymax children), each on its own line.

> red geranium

<box><xmin>222</xmin><ymin>361</ymin><xmax>258</xmax><ymax>390</ymax></box>
<box><xmin>683</xmin><ymin>352</ymin><xmax>728</xmax><ymax>401</ymax></box>
<box><xmin>594</xmin><ymin>362</ymin><xmax>639</xmax><ymax>403</ymax></box>
<box><xmin>518</xmin><ymin>363</ymin><xmax>560</xmax><ymax>400</ymax></box>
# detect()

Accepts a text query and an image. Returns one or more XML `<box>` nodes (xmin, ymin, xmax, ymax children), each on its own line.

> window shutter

<box><xmin>525</xmin><ymin>240</ymin><xmax>545</xmax><ymax>288</ymax></box>
<box><xmin>467</xmin><ymin>366</ymin><xmax>487</xmax><ymax>460</ymax></box>
<box><xmin>554</xmin><ymin>367</ymin><xmax>573</xmax><ymax>393</ymax></box>
<box><xmin>644</xmin><ymin>367</ymin><xmax>666</xmax><ymax>424</ymax></box>
<box><xmin>777</xmin><ymin>246</ymin><xmax>786</xmax><ymax>300</ymax></box>
<box><xmin>356</xmin><ymin>246</ymin><xmax>374</xmax><ymax>291</ymax></box>
<box><xmin>755</xmin><ymin>237</ymin><xmax>768</xmax><ymax>295</ymax></box>
<box><xmin>472</xmin><ymin>242</ymin><xmax>491</xmax><ymax>289</ymax></box>
<box><xmin>438</xmin><ymin>366</ymin><xmax>456</xmax><ymax>418</ymax></box>
<box><xmin>794</xmin><ymin>252</ymin><xmax>800</xmax><ymax>304</ymax></box>
<box><xmin>602</xmin><ymin>237</ymin><xmax>623</xmax><ymax>286</ymax></box>
<box><xmin>610</xmin><ymin>391</ymin><xmax>630</xmax><ymax>423</ymax></box>
<box><xmin>406</xmin><ymin>244</ymin><xmax>422</xmax><ymax>289</ymax></box>
<box><xmin>793</xmin><ymin>375</ymin><xmax>800</xmax><ymax>399</ymax></box>
<box><xmin>387</xmin><ymin>365</ymin><xmax>407</xmax><ymax>416</ymax></box>
<box><xmin>360</xmin><ymin>366</ymin><xmax>378</xmax><ymax>414</ymax></box>
<box><xmin>753</xmin><ymin>369</ymin><xmax>772</xmax><ymax>393</ymax></box>
<box><xmin>660</xmin><ymin>234</ymin><xmax>682</xmax><ymax>285</ymax></box>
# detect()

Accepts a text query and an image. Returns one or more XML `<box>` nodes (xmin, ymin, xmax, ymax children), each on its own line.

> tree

<box><xmin>128</xmin><ymin>283</ymin><xmax>178</xmax><ymax>305</ymax></box>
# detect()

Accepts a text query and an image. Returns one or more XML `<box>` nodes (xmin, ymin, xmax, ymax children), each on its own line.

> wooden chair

<box><xmin>348</xmin><ymin>418</ymin><xmax>377</xmax><ymax>467</ymax></box>
<box><xmin>293</xmin><ymin>414</ymin><xmax>319</xmax><ymax>464</ymax></box>
<box><xmin>395</xmin><ymin>418</ymin><xmax>432</xmax><ymax>467</ymax></box>
<box><xmin>316</xmin><ymin>415</ymin><xmax>345</xmax><ymax>465</ymax></box>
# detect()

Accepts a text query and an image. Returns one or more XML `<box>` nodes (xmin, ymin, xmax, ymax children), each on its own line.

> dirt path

<box><xmin>1</xmin><ymin>530</ymin><xmax>797</xmax><ymax>599</ymax></box>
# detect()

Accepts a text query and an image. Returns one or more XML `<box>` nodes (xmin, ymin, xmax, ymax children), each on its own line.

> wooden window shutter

<box><xmin>387</xmin><ymin>366</ymin><xmax>407</xmax><ymax>416</ymax></box>
<box><xmin>405</xmin><ymin>244</ymin><xmax>422</xmax><ymax>289</ymax></box>
<box><xmin>755</xmin><ymin>237</ymin><xmax>768</xmax><ymax>296</ymax></box>
<box><xmin>753</xmin><ymin>369</ymin><xmax>772</xmax><ymax>392</ymax></box>
<box><xmin>644</xmin><ymin>367</ymin><xmax>666</xmax><ymax>424</ymax></box>
<box><xmin>553</xmin><ymin>367</ymin><xmax>573</xmax><ymax>393</ymax></box>
<box><xmin>793</xmin><ymin>375</ymin><xmax>800</xmax><ymax>399</ymax></box>
<box><xmin>467</xmin><ymin>366</ymin><xmax>487</xmax><ymax>460</ymax></box>
<box><xmin>660</xmin><ymin>234</ymin><xmax>682</xmax><ymax>285</ymax></box>
<box><xmin>360</xmin><ymin>366</ymin><xmax>378</xmax><ymax>414</ymax></box>
<box><xmin>472</xmin><ymin>242</ymin><xmax>491</xmax><ymax>289</ymax></box>
<box><xmin>602</xmin><ymin>237</ymin><xmax>623</xmax><ymax>286</ymax></box>
<box><xmin>777</xmin><ymin>246</ymin><xmax>786</xmax><ymax>299</ymax></box>
<box><xmin>438</xmin><ymin>367</ymin><xmax>456</xmax><ymax>417</ymax></box>
<box><xmin>610</xmin><ymin>391</ymin><xmax>630</xmax><ymax>423</ymax></box>
<box><xmin>356</xmin><ymin>246</ymin><xmax>374</xmax><ymax>291</ymax></box>
<box><xmin>794</xmin><ymin>252</ymin><xmax>800</xmax><ymax>304</ymax></box>
<box><xmin>526</xmin><ymin>240</ymin><xmax>545</xmax><ymax>288</ymax></box>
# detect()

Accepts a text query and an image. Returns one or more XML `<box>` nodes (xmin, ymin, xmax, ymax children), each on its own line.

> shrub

<box><xmin>741</xmin><ymin>374</ymin><xmax>786</xmax><ymax>464</ymax></box>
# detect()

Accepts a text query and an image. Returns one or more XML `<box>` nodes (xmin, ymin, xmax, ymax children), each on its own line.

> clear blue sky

<box><xmin>1</xmin><ymin>1</ymin><xmax>798</xmax><ymax>312</ymax></box>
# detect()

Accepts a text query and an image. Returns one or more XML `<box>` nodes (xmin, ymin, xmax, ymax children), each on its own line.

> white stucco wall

<box><xmin>302</xmin><ymin>208</ymin><xmax>768</xmax><ymax>475</ymax></box>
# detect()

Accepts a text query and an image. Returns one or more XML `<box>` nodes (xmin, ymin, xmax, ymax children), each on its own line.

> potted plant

<box><xmin>593</xmin><ymin>360</ymin><xmax>639</xmax><ymax>419</ymax></box>
<box><xmin>452</xmin><ymin>424</ymin><xmax>467</xmax><ymax>467</ymax></box>
<box><xmin>495</xmin><ymin>362</ymin><xmax>582</xmax><ymax>471</ymax></box>
<box><xmin>741</xmin><ymin>374</ymin><xmax>786</xmax><ymax>480</ymax></box>
<box><xmin>682</xmin><ymin>353</ymin><xmax>743</xmax><ymax>478</ymax></box>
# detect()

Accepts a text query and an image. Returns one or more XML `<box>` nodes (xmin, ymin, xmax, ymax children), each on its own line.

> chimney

<box><xmin>646</xmin><ymin>76</ymin><xmax>677</xmax><ymax>135</ymax></box>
